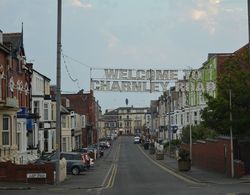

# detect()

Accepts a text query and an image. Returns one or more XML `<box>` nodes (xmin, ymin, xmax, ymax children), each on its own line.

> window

<box><xmin>81</xmin><ymin>116</ymin><xmax>85</xmax><ymax>128</ymax></box>
<box><xmin>71</xmin><ymin>115</ymin><xmax>76</xmax><ymax>129</ymax></box>
<box><xmin>61</xmin><ymin>115</ymin><xmax>66</xmax><ymax>128</ymax></box>
<box><xmin>34</xmin><ymin>101</ymin><xmax>40</xmax><ymax>116</ymax></box>
<box><xmin>16</xmin><ymin>122</ymin><xmax>21</xmax><ymax>150</ymax></box>
<box><xmin>51</xmin><ymin>131</ymin><xmax>55</xmax><ymax>150</ymax></box>
<box><xmin>44</xmin><ymin>103</ymin><xmax>49</xmax><ymax>121</ymax></box>
<box><xmin>2</xmin><ymin>116</ymin><xmax>10</xmax><ymax>146</ymax></box>
<box><xmin>16</xmin><ymin>132</ymin><xmax>20</xmax><ymax>150</ymax></box>
<box><xmin>62</xmin><ymin>137</ymin><xmax>66</xmax><ymax>152</ymax></box>
<box><xmin>51</xmin><ymin>104</ymin><xmax>55</xmax><ymax>121</ymax></box>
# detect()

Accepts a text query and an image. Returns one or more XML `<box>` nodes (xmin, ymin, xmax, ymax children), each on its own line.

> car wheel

<box><xmin>71</xmin><ymin>167</ymin><xmax>80</xmax><ymax>175</ymax></box>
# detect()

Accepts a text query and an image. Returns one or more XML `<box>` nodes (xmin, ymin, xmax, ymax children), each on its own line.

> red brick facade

<box><xmin>3</xmin><ymin>33</ymin><xmax>32</xmax><ymax>109</ymax></box>
<box><xmin>62</xmin><ymin>90</ymin><xmax>97</xmax><ymax>147</ymax></box>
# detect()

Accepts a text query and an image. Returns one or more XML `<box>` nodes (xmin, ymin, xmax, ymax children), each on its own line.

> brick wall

<box><xmin>183</xmin><ymin>137</ymin><xmax>246</xmax><ymax>177</ymax></box>
<box><xmin>192</xmin><ymin>138</ymin><xmax>231</xmax><ymax>175</ymax></box>
<box><xmin>0</xmin><ymin>161</ymin><xmax>54</xmax><ymax>184</ymax></box>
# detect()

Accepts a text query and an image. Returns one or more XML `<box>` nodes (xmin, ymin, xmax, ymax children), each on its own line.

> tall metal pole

<box><xmin>189</xmin><ymin>97</ymin><xmax>192</xmax><ymax>162</ymax></box>
<box><xmin>248</xmin><ymin>0</ymin><xmax>250</xmax><ymax>65</ymax></box>
<box><xmin>56</xmin><ymin>0</ymin><xmax>62</xmax><ymax>184</ymax></box>
<box><xmin>168</xmin><ymin>94</ymin><xmax>171</xmax><ymax>157</ymax></box>
<box><xmin>229</xmin><ymin>89</ymin><xmax>234</xmax><ymax>178</ymax></box>
<box><xmin>187</xmin><ymin>70</ymin><xmax>192</xmax><ymax>162</ymax></box>
<box><xmin>164</xmin><ymin>99</ymin><xmax>166</xmax><ymax>140</ymax></box>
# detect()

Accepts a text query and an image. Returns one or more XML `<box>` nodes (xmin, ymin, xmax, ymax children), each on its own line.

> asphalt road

<box><xmin>100</xmin><ymin>136</ymin><xmax>250</xmax><ymax>195</ymax></box>
<box><xmin>1</xmin><ymin>136</ymin><xmax>250</xmax><ymax>195</ymax></box>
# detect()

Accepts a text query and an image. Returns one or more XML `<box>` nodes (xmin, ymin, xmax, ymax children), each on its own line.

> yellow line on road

<box><xmin>100</xmin><ymin>142</ymin><xmax>120</xmax><ymax>192</ymax></box>
<box><xmin>138</xmin><ymin>145</ymin><xmax>199</xmax><ymax>185</ymax></box>
<box><xmin>101</xmin><ymin>163</ymin><xmax>114</xmax><ymax>187</ymax></box>
<box><xmin>114</xmin><ymin>143</ymin><xmax>121</xmax><ymax>162</ymax></box>
<box><xmin>105</xmin><ymin>164</ymin><xmax>117</xmax><ymax>189</ymax></box>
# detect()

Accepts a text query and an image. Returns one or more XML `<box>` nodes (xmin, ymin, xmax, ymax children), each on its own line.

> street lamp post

<box><xmin>161</xmin><ymin>91</ymin><xmax>171</xmax><ymax>156</ymax></box>
<box><xmin>55</xmin><ymin>0</ymin><xmax>62</xmax><ymax>184</ymax></box>
<box><xmin>160</xmin><ymin>92</ymin><xmax>168</xmax><ymax>140</ymax></box>
<box><xmin>229</xmin><ymin>89</ymin><xmax>234</xmax><ymax>178</ymax></box>
<box><xmin>188</xmin><ymin>96</ymin><xmax>192</xmax><ymax>162</ymax></box>
<box><xmin>168</xmin><ymin>95</ymin><xmax>171</xmax><ymax>157</ymax></box>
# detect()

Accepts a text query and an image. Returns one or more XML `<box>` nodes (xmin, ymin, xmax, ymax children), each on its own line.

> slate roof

<box><xmin>3</xmin><ymin>32</ymin><xmax>25</xmax><ymax>56</ymax></box>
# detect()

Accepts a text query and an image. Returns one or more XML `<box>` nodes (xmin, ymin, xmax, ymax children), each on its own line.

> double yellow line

<box><xmin>100</xmin><ymin>143</ymin><xmax>120</xmax><ymax>191</ymax></box>
<box><xmin>105</xmin><ymin>163</ymin><xmax>118</xmax><ymax>189</ymax></box>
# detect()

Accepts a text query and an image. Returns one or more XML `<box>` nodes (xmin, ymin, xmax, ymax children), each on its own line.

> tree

<box><xmin>201</xmin><ymin>48</ymin><xmax>250</xmax><ymax>137</ymax></box>
<box><xmin>181</xmin><ymin>125</ymin><xmax>217</xmax><ymax>143</ymax></box>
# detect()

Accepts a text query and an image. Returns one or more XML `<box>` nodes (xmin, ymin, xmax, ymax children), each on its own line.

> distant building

<box><xmin>103</xmin><ymin>106</ymin><xmax>150</xmax><ymax>135</ymax></box>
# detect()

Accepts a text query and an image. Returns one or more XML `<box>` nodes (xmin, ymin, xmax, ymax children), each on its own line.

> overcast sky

<box><xmin>0</xmin><ymin>0</ymin><xmax>248</xmax><ymax>111</ymax></box>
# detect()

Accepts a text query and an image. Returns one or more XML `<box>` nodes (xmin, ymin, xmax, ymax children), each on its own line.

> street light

<box><xmin>229</xmin><ymin>88</ymin><xmax>234</xmax><ymax>178</ymax></box>
<box><xmin>55</xmin><ymin>0</ymin><xmax>62</xmax><ymax>184</ymax></box>
<box><xmin>188</xmin><ymin>94</ymin><xmax>192</xmax><ymax>162</ymax></box>
<box><xmin>160</xmin><ymin>91</ymin><xmax>171</xmax><ymax>156</ymax></box>
<box><xmin>159</xmin><ymin>94</ymin><xmax>166</xmax><ymax>140</ymax></box>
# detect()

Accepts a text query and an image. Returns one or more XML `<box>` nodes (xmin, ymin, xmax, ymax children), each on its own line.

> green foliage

<box><xmin>181</xmin><ymin>124</ymin><xmax>218</xmax><ymax>143</ymax></box>
<box><xmin>163</xmin><ymin>139</ymin><xmax>181</xmax><ymax>149</ymax></box>
<box><xmin>178</xmin><ymin>148</ymin><xmax>190</xmax><ymax>160</ymax></box>
<box><xmin>201</xmin><ymin>50</ymin><xmax>250</xmax><ymax>137</ymax></box>
<box><xmin>171</xmin><ymin>139</ymin><xmax>182</xmax><ymax>146</ymax></box>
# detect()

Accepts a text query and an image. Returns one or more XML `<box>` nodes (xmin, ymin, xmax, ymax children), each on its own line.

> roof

<box><xmin>3</xmin><ymin>32</ymin><xmax>25</xmax><ymax>56</ymax></box>
<box><xmin>32</xmin><ymin>69</ymin><xmax>51</xmax><ymax>81</ymax></box>
<box><xmin>0</xmin><ymin>43</ymin><xmax>10</xmax><ymax>54</ymax></box>
<box><xmin>61</xmin><ymin>93</ymin><xmax>90</xmax><ymax>115</ymax></box>
<box><xmin>104</xmin><ymin>106</ymin><xmax>150</xmax><ymax>116</ymax></box>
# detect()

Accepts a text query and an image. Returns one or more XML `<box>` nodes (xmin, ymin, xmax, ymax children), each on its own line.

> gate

<box><xmin>237</xmin><ymin>141</ymin><xmax>250</xmax><ymax>174</ymax></box>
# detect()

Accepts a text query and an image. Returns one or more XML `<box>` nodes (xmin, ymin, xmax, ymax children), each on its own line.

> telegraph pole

<box><xmin>248</xmin><ymin>0</ymin><xmax>250</xmax><ymax>64</ymax></box>
<box><xmin>229</xmin><ymin>89</ymin><xmax>234</xmax><ymax>178</ymax></box>
<box><xmin>56</xmin><ymin>0</ymin><xmax>62</xmax><ymax>184</ymax></box>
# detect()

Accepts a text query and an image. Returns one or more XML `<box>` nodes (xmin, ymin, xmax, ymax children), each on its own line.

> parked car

<box><xmin>60</xmin><ymin>152</ymin><xmax>87</xmax><ymax>175</ymax></box>
<box><xmin>34</xmin><ymin>152</ymin><xmax>87</xmax><ymax>175</ymax></box>
<box><xmin>100</xmin><ymin>141</ymin><xmax>110</xmax><ymax>149</ymax></box>
<box><xmin>78</xmin><ymin>147</ymin><xmax>95</xmax><ymax>167</ymax></box>
<box><xmin>134</xmin><ymin>136</ymin><xmax>141</xmax><ymax>144</ymax></box>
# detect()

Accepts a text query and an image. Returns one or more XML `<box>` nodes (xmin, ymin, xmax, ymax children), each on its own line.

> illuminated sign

<box><xmin>91</xmin><ymin>69</ymin><xmax>181</xmax><ymax>92</ymax></box>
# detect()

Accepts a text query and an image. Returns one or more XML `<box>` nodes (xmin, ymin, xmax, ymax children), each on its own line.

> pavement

<box><xmin>142</xmin><ymin>146</ymin><xmax>250</xmax><ymax>185</ymax></box>
<box><xmin>0</xmin><ymin>139</ymin><xmax>118</xmax><ymax>191</ymax></box>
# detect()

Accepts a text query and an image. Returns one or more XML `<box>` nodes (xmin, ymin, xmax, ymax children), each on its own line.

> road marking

<box><xmin>138</xmin><ymin>145</ymin><xmax>200</xmax><ymax>185</ymax></box>
<box><xmin>114</xmin><ymin>143</ymin><xmax>121</xmax><ymax>162</ymax></box>
<box><xmin>105</xmin><ymin>164</ymin><xmax>117</xmax><ymax>189</ymax></box>
<box><xmin>101</xmin><ymin>163</ymin><xmax>114</xmax><ymax>188</ymax></box>
<box><xmin>99</xmin><ymin>142</ymin><xmax>120</xmax><ymax>193</ymax></box>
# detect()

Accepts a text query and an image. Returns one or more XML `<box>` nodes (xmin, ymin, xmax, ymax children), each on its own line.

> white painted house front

<box><xmin>31</xmin><ymin>69</ymin><xmax>55</xmax><ymax>154</ymax></box>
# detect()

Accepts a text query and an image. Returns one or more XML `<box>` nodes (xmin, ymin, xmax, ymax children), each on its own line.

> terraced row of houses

<box><xmin>154</xmin><ymin>43</ymin><xmax>249</xmax><ymax>140</ymax></box>
<box><xmin>0</xmin><ymin>29</ymin><xmax>100</xmax><ymax>164</ymax></box>
<box><xmin>102</xmin><ymin>43</ymin><xmax>249</xmax><ymax>142</ymax></box>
